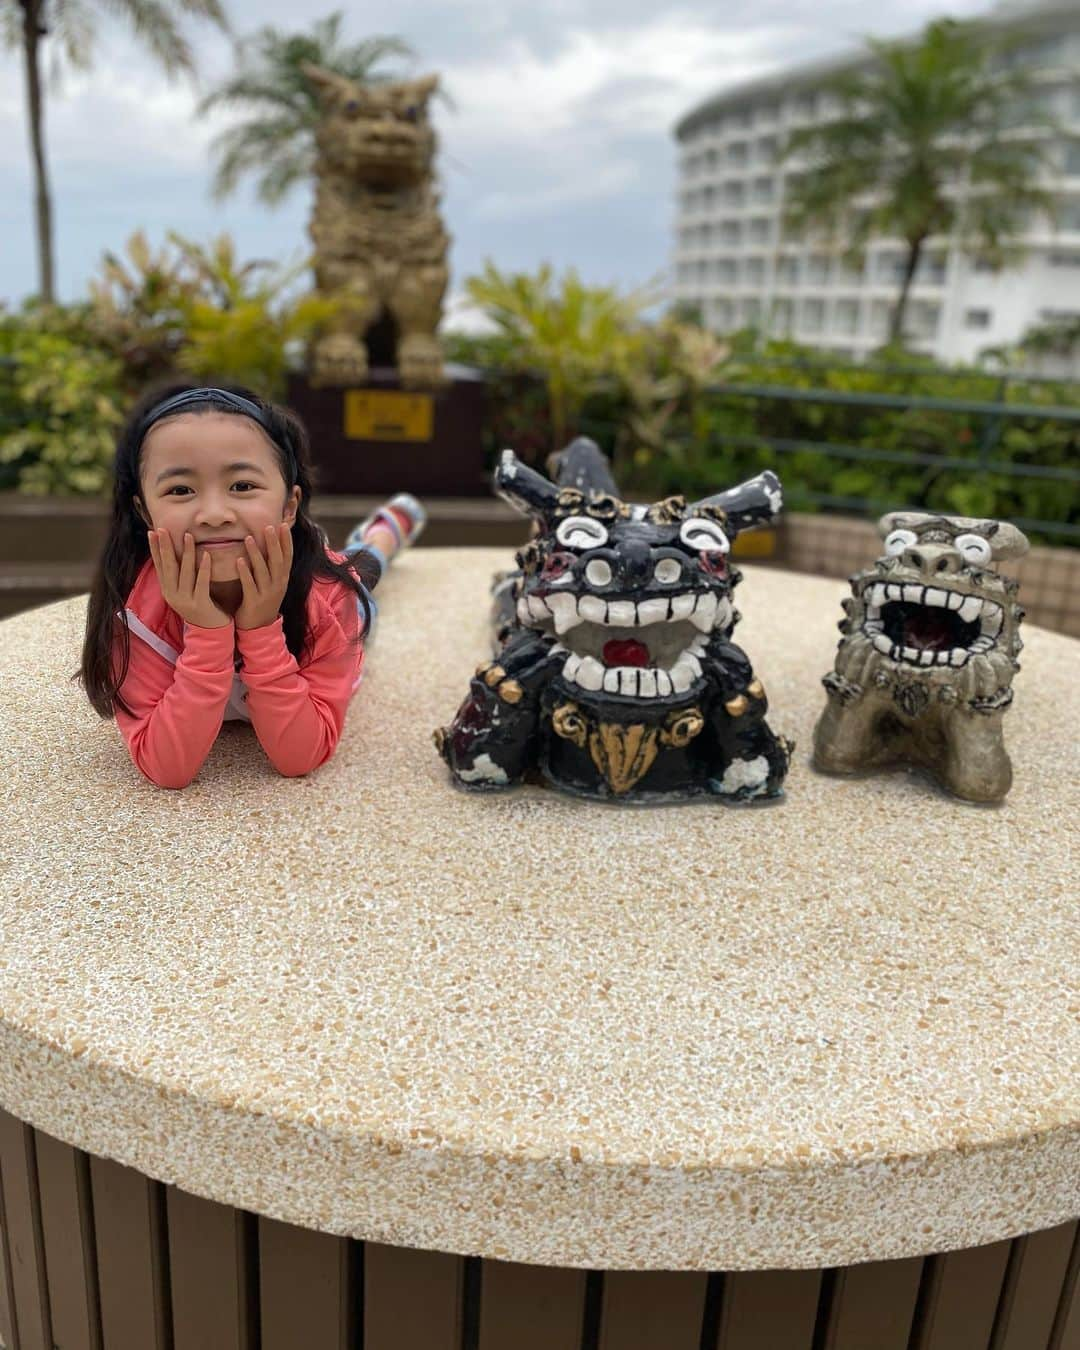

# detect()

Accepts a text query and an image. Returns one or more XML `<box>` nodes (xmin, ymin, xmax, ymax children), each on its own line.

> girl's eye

<box><xmin>165</xmin><ymin>482</ymin><xmax>258</xmax><ymax>495</ymax></box>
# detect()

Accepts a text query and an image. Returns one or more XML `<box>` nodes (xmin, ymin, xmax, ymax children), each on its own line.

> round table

<box><xmin>0</xmin><ymin>549</ymin><xmax>1077</xmax><ymax>1350</ymax></box>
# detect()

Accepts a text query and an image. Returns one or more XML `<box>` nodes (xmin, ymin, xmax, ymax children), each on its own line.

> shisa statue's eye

<box><xmin>654</xmin><ymin>557</ymin><xmax>682</xmax><ymax>585</ymax></box>
<box><xmin>344</xmin><ymin>99</ymin><xmax>361</xmax><ymax>116</ymax></box>
<box><xmin>679</xmin><ymin>517</ymin><xmax>730</xmax><ymax>554</ymax></box>
<box><xmin>556</xmin><ymin>516</ymin><xmax>608</xmax><ymax>549</ymax></box>
<box><xmin>883</xmin><ymin>528</ymin><xmax>917</xmax><ymax>557</ymax></box>
<box><xmin>954</xmin><ymin>533</ymin><xmax>993</xmax><ymax>566</ymax></box>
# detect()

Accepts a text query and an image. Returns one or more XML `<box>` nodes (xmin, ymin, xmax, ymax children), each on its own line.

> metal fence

<box><xmin>578</xmin><ymin>369</ymin><xmax>1080</xmax><ymax>546</ymax></box>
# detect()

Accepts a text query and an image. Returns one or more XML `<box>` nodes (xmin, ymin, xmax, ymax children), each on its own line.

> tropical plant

<box><xmin>464</xmin><ymin>262</ymin><xmax>659</xmax><ymax>448</ymax></box>
<box><xmin>172</xmin><ymin>235</ymin><xmax>339</xmax><ymax>395</ymax></box>
<box><xmin>88</xmin><ymin>229</ymin><xmax>340</xmax><ymax>397</ymax></box>
<box><xmin>779</xmin><ymin>18</ymin><xmax>1059</xmax><ymax>344</ymax></box>
<box><xmin>196</xmin><ymin>11</ymin><xmax>413</xmax><ymax>205</ymax></box>
<box><xmin>0</xmin><ymin>308</ymin><xmax>124</xmax><ymax>493</ymax></box>
<box><xmin>0</xmin><ymin>0</ymin><xmax>229</xmax><ymax>303</ymax></box>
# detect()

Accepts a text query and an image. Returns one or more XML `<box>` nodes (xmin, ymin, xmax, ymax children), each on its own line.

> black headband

<box><xmin>136</xmin><ymin>387</ymin><xmax>295</xmax><ymax>480</ymax></box>
<box><xmin>136</xmin><ymin>387</ymin><xmax>270</xmax><ymax>438</ymax></box>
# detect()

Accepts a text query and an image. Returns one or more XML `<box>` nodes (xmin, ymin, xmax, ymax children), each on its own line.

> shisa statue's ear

<box><xmin>689</xmin><ymin>470</ymin><xmax>782</xmax><ymax>536</ymax></box>
<box><xmin>407</xmin><ymin>73</ymin><xmax>440</xmax><ymax>104</ymax></box>
<box><xmin>301</xmin><ymin>62</ymin><xmax>359</xmax><ymax>104</ymax></box>
<box><xmin>494</xmin><ymin>450</ymin><xmax>561</xmax><ymax>527</ymax></box>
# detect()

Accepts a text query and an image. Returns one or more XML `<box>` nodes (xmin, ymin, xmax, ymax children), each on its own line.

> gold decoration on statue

<box><xmin>660</xmin><ymin>707</ymin><xmax>705</xmax><ymax>748</ymax></box>
<box><xmin>552</xmin><ymin>702</ymin><xmax>588</xmax><ymax>748</ymax></box>
<box><xmin>587</xmin><ymin>723</ymin><xmax>662</xmax><ymax>796</ymax></box>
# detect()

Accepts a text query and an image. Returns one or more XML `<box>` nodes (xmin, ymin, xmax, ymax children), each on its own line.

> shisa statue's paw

<box><xmin>310</xmin><ymin>334</ymin><xmax>369</xmax><ymax>387</ymax></box>
<box><xmin>398</xmin><ymin>333</ymin><xmax>446</xmax><ymax>388</ymax></box>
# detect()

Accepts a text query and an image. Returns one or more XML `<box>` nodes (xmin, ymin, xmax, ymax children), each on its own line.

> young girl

<box><xmin>79</xmin><ymin>381</ymin><xmax>424</xmax><ymax>789</ymax></box>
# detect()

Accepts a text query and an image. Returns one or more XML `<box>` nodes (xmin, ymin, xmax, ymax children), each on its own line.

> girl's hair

<box><xmin>77</xmin><ymin>378</ymin><xmax>379</xmax><ymax>719</ymax></box>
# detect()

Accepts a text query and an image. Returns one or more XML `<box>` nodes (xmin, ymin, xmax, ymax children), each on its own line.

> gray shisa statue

<box><xmin>813</xmin><ymin>512</ymin><xmax>1029</xmax><ymax>802</ymax></box>
<box><xmin>302</xmin><ymin>66</ymin><xmax>449</xmax><ymax>388</ymax></box>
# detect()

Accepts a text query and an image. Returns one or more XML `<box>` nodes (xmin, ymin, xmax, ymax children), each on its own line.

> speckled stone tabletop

<box><xmin>0</xmin><ymin>548</ymin><xmax>1077</xmax><ymax>1271</ymax></box>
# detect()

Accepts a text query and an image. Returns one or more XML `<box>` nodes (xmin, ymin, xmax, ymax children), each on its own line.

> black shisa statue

<box><xmin>435</xmin><ymin>439</ymin><xmax>793</xmax><ymax>803</ymax></box>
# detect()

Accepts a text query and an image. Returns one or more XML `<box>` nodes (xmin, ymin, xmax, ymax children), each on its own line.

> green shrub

<box><xmin>0</xmin><ymin>311</ymin><xmax>124</xmax><ymax>494</ymax></box>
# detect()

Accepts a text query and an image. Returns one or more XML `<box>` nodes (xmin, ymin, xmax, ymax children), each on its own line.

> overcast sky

<box><xmin>1</xmin><ymin>0</ymin><xmax>995</xmax><ymax>322</ymax></box>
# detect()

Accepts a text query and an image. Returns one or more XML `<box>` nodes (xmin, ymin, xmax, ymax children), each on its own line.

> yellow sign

<box><xmin>344</xmin><ymin>390</ymin><xmax>434</xmax><ymax>442</ymax></box>
<box><xmin>731</xmin><ymin>527</ymin><xmax>777</xmax><ymax>559</ymax></box>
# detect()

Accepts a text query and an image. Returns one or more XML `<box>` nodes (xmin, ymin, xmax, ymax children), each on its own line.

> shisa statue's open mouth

<box><xmin>859</xmin><ymin>579</ymin><xmax>1003</xmax><ymax>668</ymax></box>
<box><xmin>516</xmin><ymin>590</ymin><xmax>733</xmax><ymax>697</ymax></box>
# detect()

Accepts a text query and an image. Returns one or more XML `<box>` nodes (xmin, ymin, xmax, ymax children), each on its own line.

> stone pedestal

<box><xmin>286</xmin><ymin>367</ymin><xmax>487</xmax><ymax>497</ymax></box>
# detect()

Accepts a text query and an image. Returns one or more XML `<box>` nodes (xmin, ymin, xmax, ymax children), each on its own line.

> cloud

<box><xmin>0</xmin><ymin>0</ymin><xmax>1003</xmax><ymax>305</ymax></box>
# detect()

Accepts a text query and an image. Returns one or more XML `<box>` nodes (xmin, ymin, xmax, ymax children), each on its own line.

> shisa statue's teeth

<box><xmin>690</xmin><ymin>593</ymin><xmax>718</xmax><ymax>631</ymax></box>
<box><xmin>636</xmin><ymin>597</ymin><xmax>669</xmax><ymax>626</ymax></box>
<box><xmin>980</xmin><ymin>604</ymin><xmax>1003</xmax><ymax>636</ymax></box>
<box><xmin>517</xmin><ymin>598</ymin><xmax>531</xmax><ymax>624</ymax></box>
<box><xmin>670</xmin><ymin>594</ymin><xmax>696</xmax><ymax>621</ymax></box>
<box><xmin>528</xmin><ymin>595</ymin><xmax>551</xmax><ymax>621</ymax></box>
<box><xmin>872</xmin><ymin>633</ymin><xmax>892</xmax><ymax>654</ymax></box>
<box><xmin>576</xmin><ymin>655</ymin><xmax>604</xmax><ymax>690</ymax></box>
<box><xmin>607</xmin><ymin>600</ymin><xmax>636</xmax><ymax>626</ymax></box>
<box><xmin>958</xmin><ymin>596</ymin><xmax>982</xmax><ymax>623</ymax></box>
<box><xmin>546</xmin><ymin>592</ymin><xmax>582</xmax><ymax>634</ymax></box>
<box><xmin>638</xmin><ymin>669</ymin><xmax>657</xmax><ymax>696</ymax></box>
<box><xmin>562</xmin><ymin>652</ymin><xmax>582</xmax><ymax>682</ymax></box>
<box><xmin>578</xmin><ymin>594</ymin><xmax>606</xmax><ymax>623</ymax></box>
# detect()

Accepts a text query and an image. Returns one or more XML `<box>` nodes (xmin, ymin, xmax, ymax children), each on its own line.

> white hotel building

<box><xmin>672</xmin><ymin>2</ymin><xmax>1080</xmax><ymax>365</ymax></box>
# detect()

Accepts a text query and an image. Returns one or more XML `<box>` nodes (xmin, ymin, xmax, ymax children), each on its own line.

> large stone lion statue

<box><xmin>813</xmin><ymin>512</ymin><xmax>1028</xmax><ymax>802</ymax></box>
<box><xmin>302</xmin><ymin>65</ymin><xmax>449</xmax><ymax>388</ymax></box>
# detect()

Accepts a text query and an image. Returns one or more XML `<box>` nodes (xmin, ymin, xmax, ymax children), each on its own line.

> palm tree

<box><xmin>196</xmin><ymin>12</ymin><xmax>413</xmax><ymax>206</ymax></box>
<box><xmin>779</xmin><ymin>18</ymin><xmax>1058</xmax><ymax>345</ymax></box>
<box><xmin>1</xmin><ymin>0</ymin><xmax>229</xmax><ymax>304</ymax></box>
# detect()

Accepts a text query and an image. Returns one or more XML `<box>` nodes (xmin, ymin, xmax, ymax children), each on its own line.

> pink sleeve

<box><xmin>114</xmin><ymin>621</ymin><xmax>237</xmax><ymax>789</ymax></box>
<box><xmin>233</xmin><ymin>585</ymin><xmax>364</xmax><ymax>777</ymax></box>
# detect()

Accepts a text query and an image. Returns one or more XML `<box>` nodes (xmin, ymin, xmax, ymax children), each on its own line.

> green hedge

<box><xmin>447</xmin><ymin>334</ymin><xmax>1080</xmax><ymax>544</ymax></box>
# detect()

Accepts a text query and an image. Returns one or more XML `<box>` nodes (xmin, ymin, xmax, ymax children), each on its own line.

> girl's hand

<box><xmin>148</xmin><ymin>530</ymin><xmax>231</xmax><ymax>629</ymax></box>
<box><xmin>235</xmin><ymin>523</ymin><xmax>294</xmax><ymax>631</ymax></box>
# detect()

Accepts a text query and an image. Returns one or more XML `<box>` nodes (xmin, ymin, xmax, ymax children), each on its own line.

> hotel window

<box><xmin>1057</xmin><ymin>200</ymin><xmax>1080</xmax><ymax>231</ymax></box>
<box><xmin>909</xmin><ymin>302</ymin><xmax>941</xmax><ymax>337</ymax></box>
<box><xmin>723</xmin><ymin>180</ymin><xmax>746</xmax><ymax>207</ymax></box>
<box><xmin>1050</xmin><ymin>252</ymin><xmax>1080</xmax><ymax>267</ymax></box>
<box><xmin>744</xmin><ymin>258</ymin><xmax>766</xmax><ymax>286</ymax></box>
<box><xmin>714</xmin><ymin>258</ymin><xmax>737</xmax><ymax>284</ymax></box>
<box><xmin>719</xmin><ymin>220</ymin><xmax>743</xmax><ymax>246</ymax></box>
<box><xmin>870</xmin><ymin>300</ymin><xmax>894</xmax><ymax>336</ymax></box>
<box><xmin>805</xmin><ymin>254</ymin><xmax>830</xmax><ymax>285</ymax></box>
<box><xmin>834</xmin><ymin>299</ymin><xmax>860</xmax><ymax>335</ymax></box>
<box><xmin>965</xmin><ymin>308</ymin><xmax>992</xmax><ymax>330</ymax></box>
<box><xmin>726</xmin><ymin>141</ymin><xmax>749</xmax><ymax>168</ymax></box>
<box><xmin>917</xmin><ymin>255</ymin><xmax>947</xmax><ymax>285</ymax></box>
<box><xmin>748</xmin><ymin>217</ymin><xmax>773</xmax><ymax>245</ymax></box>
<box><xmin>771</xmin><ymin>298</ymin><xmax>794</xmax><ymax>333</ymax></box>
<box><xmin>776</xmin><ymin>255</ymin><xmax>800</xmax><ymax>286</ymax></box>
<box><xmin>801</xmin><ymin>298</ymin><xmax>825</xmax><ymax>332</ymax></box>
<box><xmin>751</xmin><ymin>176</ymin><xmax>774</xmax><ymax>204</ymax></box>
<box><xmin>755</xmin><ymin>135</ymin><xmax>779</xmax><ymax>165</ymax></box>
<box><xmin>876</xmin><ymin>252</ymin><xmax>907</xmax><ymax>284</ymax></box>
<box><xmin>741</xmin><ymin>297</ymin><xmax>762</xmax><ymax>325</ymax></box>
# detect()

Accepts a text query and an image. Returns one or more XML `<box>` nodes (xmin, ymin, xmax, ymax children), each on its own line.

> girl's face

<box><xmin>134</xmin><ymin>412</ymin><xmax>301</xmax><ymax>586</ymax></box>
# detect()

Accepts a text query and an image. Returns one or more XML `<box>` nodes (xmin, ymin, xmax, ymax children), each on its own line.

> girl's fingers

<box><xmin>245</xmin><ymin>533</ymin><xmax>272</xmax><ymax>588</ymax></box>
<box><xmin>178</xmin><ymin>532</ymin><xmax>195</xmax><ymax>595</ymax></box>
<box><xmin>236</xmin><ymin>555</ymin><xmax>256</xmax><ymax>602</ymax></box>
<box><xmin>194</xmin><ymin>548</ymin><xmax>212</xmax><ymax>599</ymax></box>
<box><xmin>265</xmin><ymin>523</ymin><xmax>284</xmax><ymax>572</ymax></box>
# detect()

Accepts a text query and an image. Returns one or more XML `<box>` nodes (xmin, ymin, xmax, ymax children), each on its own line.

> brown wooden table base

<box><xmin>0</xmin><ymin>1111</ymin><xmax>1077</xmax><ymax>1350</ymax></box>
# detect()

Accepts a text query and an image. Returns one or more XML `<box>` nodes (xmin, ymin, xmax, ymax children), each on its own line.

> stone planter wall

<box><xmin>0</xmin><ymin>493</ymin><xmax>1075</xmax><ymax>637</ymax></box>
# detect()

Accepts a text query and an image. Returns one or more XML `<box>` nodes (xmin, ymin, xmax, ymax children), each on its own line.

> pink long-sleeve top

<box><xmin>112</xmin><ymin>551</ymin><xmax>366</xmax><ymax>789</ymax></box>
